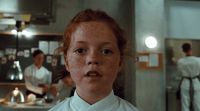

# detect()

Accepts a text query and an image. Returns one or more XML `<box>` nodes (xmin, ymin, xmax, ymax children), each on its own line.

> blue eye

<box><xmin>74</xmin><ymin>48</ymin><xmax>87</xmax><ymax>55</ymax></box>
<box><xmin>101</xmin><ymin>49</ymin><xmax>113</xmax><ymax>55</ymax></box>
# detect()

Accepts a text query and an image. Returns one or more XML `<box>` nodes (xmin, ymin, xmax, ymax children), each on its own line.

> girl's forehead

<box><xmin>77</xmin><ymin>21</ymin><xmax>112</xmax><ymax>32</ymax></box>
<box><xmin>72</xmin><ymin>21</ymin><xmax>115</xmax><ymax>40</ymax></box>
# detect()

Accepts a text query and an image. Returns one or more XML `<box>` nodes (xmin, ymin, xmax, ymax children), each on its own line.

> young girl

<box><xmin>49</xmin><ymin>9</ymin><xmax>139</xmax><ymax>111</ymax></box>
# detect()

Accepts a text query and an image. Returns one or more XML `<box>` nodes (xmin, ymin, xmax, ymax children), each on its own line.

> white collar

<box><xmin>70</xmin><ymin>90</ymin><xmax>118</xmax><ymax>111</ymax></box>
<box><xmin>32</xmin><ymin>64</ymin><xmax>43</xmax><ymax>70</ymax></box>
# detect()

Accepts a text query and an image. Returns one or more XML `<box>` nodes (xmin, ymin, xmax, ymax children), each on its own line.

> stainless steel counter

<box><xmin>0</xmin><ymin>102</ymin><xmax>55</xmax><ymax>111</ymax></box>
<box><xmin>0</xmin><ymin>83</ymin><xmax>57</xmax><ymax>111</ymax></box>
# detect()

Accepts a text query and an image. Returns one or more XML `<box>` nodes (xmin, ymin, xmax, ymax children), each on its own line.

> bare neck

<box><xmin>185</xmin><ymin>50</ymin><xmax>192</xmax><ymax>56</ymax></box>
<box><xmin>185</xmin><ymin>53</ymin><xmax>192</xmax><ymax>56</ymax></box>
<box><xmin>34</xmin><ymin>64</ymin><xmax>42</xmax><ymax>69</ymax></box>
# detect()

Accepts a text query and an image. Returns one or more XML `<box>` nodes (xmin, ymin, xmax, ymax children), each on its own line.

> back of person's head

<box><xmin>182</xmin><ymin>43</ymin><xmax>191</xmax><ymax>53</ymax></box>
<box><xmin>60</xmin><ymin>69</ymin><xmax>70</xmax><ymax>79</ymax></box>
<box><xmin>63</xmin><ymin>9</ymin><xmax>126</xmax><ymax>59</ymax></box>
<box><xmin>33</xmin><ymin>49</ymin><xmax>44</xmax><ymax>58</ymax></box>
<box><xmin>54</xmin><ymin>69</ymin><xmax>70</xmax><ymax>82</ymax></box>
<box><xmin>61</xmin><ymin>70</ymin><xmax>73</xmax><ymax>86</ymax></box>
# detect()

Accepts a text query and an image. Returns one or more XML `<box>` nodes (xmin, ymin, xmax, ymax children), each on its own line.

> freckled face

<box><xmin>65</xmin><ymin>21</ymin><xmax>121</xmax><ymax>94</ymax></box>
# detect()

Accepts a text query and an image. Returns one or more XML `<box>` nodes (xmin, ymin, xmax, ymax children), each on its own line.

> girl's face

<box><xmin>65</xmin><ymin>21</ymin><xmax>121</xmax><ymax>94</ymax></box>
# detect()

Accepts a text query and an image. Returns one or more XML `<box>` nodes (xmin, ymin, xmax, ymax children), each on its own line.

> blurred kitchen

<box><xmin>0</xmin><ymin>0</ymin><xmax>134</xmax><ymax>111</ymax></box>
<box><xmin>0</xmin><ymin>0</ymin><xmax>200</xmax><ymax>111</ymax></box>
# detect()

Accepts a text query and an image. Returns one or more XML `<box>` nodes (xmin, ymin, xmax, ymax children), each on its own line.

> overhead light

<box><xmin>7</xmin><ymin>21</ymin><xmax>23</xmax><ymax>81</ymax></box>
<box><xmin>145</xmin><ymin>36</ymin><xmax>158</xmax><ymax>49</ymax></box>
<box><xmin>11</xmin><ymin>21</ymin><xmax>32</xmax><ymax>38</ymax></box>
<box><xmin>22</xmin><ymin>30</ymin><xmax>33</xmax><ymax>38</ymax></box>
<box><xmin>11</xmin><ymin>29</ymin><xmax>17</xmax><ymax>34</ymax></box>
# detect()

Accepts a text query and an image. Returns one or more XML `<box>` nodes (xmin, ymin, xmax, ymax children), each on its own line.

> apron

<box><xmin>177</xmin><ymin>75</ymin><xmax>200</xmax><ymax>111</ymax></box>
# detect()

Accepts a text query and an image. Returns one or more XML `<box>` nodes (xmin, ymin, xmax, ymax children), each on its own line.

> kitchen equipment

<box><xmin>7</xmin><ymin>87</ymin><xmax>25</xmax><ymax>103</ymax></box>
<box><xmin>44</xmin><ymin>93</ymin><xmax>54</xmax><ymax>103</ymax></box>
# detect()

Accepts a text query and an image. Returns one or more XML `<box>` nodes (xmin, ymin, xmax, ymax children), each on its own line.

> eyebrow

<box><xmin>76</xmin><ymin>41</ymin><xmax>114</xmax><ymax>46</ymax></box>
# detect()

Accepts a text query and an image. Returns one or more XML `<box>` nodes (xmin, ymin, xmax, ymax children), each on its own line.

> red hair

<box><xmin>63</xmin><ymin>9</ymin><xmax>127</xmax><ymax>58</ymax></box>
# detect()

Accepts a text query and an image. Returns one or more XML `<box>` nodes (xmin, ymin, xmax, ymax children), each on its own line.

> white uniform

<box><xmin>48</xmin><ymin>90</ymin><xmax>139</xmax><ymax>111</ymax></box>
<box><xmin>177</xmin><ymin>56</ymin><xmax>200</xmax><ymax>111</ymax></box>
<box><xmin>24</xmin><ymin>64</ymin><xmax>51</xmax><ymax>95</ymax></box>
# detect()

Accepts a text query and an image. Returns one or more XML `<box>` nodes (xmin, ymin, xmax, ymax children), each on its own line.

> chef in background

<box><xmin>24</xmin><ymin>49</ymin><xmax>52</xmax><ymax>98</ymax></box>
<box><xmin>177</xmin><ymin>43</ymin><xmax>200</xmax><ymax>111</ymax></box>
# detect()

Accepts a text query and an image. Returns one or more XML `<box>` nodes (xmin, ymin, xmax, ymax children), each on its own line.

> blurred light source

<box><xmin>145</xmin><ymin>36</ymin><xmax>158</xmax><ymax>49</ymax></box>
<box><xmin>7</xmin><ymin>61</ymin><xmax>23</xmax><ymax>80</ymax></box>
<box><xmin>22</xmin><ymin>30</ymin><xmax>33</xmax><ymax>38</ymax></box>
<box><xmin>11</xmin><ymin>29</ymin><xmax>17</xmax><ymax>34</ymax></box>
<box><xmin>7</xmin><ymin>21</ymin><xmax>23</xmax><ymax>81</ymax></box>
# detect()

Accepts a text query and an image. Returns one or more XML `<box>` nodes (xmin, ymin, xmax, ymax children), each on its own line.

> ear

<box><xmin>64</xmin><ymin>55</ymin><xmax>69</xmax><ymax>71</ymax></box>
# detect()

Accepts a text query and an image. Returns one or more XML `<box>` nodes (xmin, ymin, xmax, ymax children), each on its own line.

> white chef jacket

<box><xmin>24</xmin><ymin>64</ymin><xmax>52</xmax><ymax>95</ymax></box>
<box><xmin>177</xmin><ymin>56</ymin><xmax>200</xmax><ymax>90</ymax></box>
<box><xmin>177</xmin><ymin>56</ymin><xmax>200</xmax><ymax>111</ymax></box>
<box><xmin>48</xmin><ymin>90</ymin><xmax>139</xmax><ymax>111</ymax></box>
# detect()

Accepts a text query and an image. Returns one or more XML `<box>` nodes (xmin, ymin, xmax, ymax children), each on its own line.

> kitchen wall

<box><xmin>166</xmin><ymin>1</ymin><xmax>200</xmax><ymax>39</ymax></box>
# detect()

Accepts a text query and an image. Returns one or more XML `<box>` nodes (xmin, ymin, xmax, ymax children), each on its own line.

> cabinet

<box><xmin>167</xmin><ymin>88</ymin><xmax>181</xmax><ymax>111</ymax></box>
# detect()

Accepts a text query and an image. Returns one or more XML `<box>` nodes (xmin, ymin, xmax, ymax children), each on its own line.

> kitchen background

<box><xmin>1</xmin><ymin>0</ymin><xmax>200</xmax><ymax>111</ymax></box>
<box><xmin>0</xmin><ymin>34</ymin><xmax>63</xmax><ymax>83</ymax></box>
<box><xmin>0</xmin><ymin>0</ymin><xmax>134</xmax><ymax>111</ymax></box>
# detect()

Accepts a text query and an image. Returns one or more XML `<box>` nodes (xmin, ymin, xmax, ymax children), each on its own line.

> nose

<box><xmin>88</xmin><ymin>61</ymin><xmax>99</xmax><ymax>65</ymax></box>
<box><xmin>86</xmin><ymin>50</ymin><xmax>100</xmax><ymax>65</ymax></box>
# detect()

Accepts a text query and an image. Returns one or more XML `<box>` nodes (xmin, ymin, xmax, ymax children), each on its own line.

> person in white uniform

<box><xmin>24</xmin><ymin>49</ymin><xmax>52</xmax><ymax>98</ymax></box>
<box><xmin>49</xmin><ymin>9</ymin><xmax>139</xmax><ymax>111</ymax></box>
<box><xmin>177</xmin><ymin>43</ymin><xmax>200</xmax><ymax>111</ymax></box>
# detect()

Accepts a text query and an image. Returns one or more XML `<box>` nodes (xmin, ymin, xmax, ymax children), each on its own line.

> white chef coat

<box><xmin>24</xmin><ymin>64</ymin><xmax>52</xmax><ymax>95</ymax></box>
<box><xmin>48</xmin><ymin>90</ymin><xmax>139</xmax><ymax>111</ymax></box>
<box><xmin>177</xmin><ymin>56</ymin><xmax>200</xmax><ymax>90</ymax></box>
<box><xmin>177</xmin><ymin>56</ymin><xmax>200</xmax><ymax>111</ymax></box>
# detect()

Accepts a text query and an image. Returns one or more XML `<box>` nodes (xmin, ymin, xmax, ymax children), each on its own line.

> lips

<box><xmin>85</xmin><ymin>71</ymin><xmax>102</xmax><ymax>77</ymax></box>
